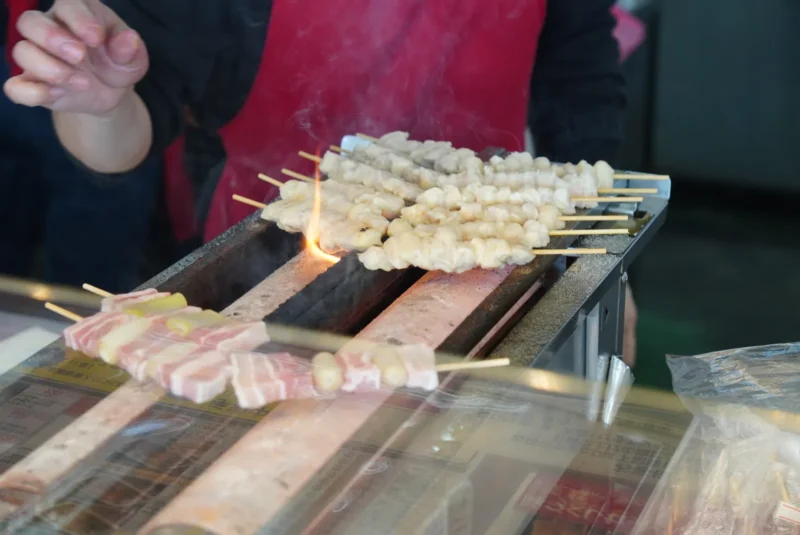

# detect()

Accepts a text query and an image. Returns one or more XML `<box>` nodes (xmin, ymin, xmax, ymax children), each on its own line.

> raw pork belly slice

<box><xmin>63</xmin><ymin>312</ymin><xmax>130</xmax><ymax>357</ymax></box>
<box><xmin>114</xmin><ymin>308</ymin><xmax>202</xmax><ymax>378</ymax></box>
<box><xmin>230</xmin><ymin>352</ymin><xmax>317</xmax><ymax>409</ymax></box>
<box><xmin>100</xmin><ymin>289</ymin><xmax>168</xmax><ymax>312</ymax></box>
<box><xmin>397</xmin><ymin>344</ymin><xmax>438</xmax><ymax>391</ymax></box>
<box><xmin>154</xmin><ymin>347</ymin><xmax>231</xmax><ymax>404</ymax></box>
<box><xmin>335</xmin><ymin>349</ymin><xmax>381</xmax><ymax>393</ymax></box>
<box><xmin>195</xmin><ymin>322</ymin><xmax>270</xmax><ymax>352</ymax></box>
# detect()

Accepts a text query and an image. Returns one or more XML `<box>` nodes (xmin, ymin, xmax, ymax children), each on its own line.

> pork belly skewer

<box><xmin>51</xmin><ymin>303</ymin><xmax>233</xmax><ymax>404</ymax></box>
<box><xmin>232</xmin><ymin>343</ymin><xmax>510</xmax><ymax>409</ymax></box>
<box><xmin>0</xmin><ymin>258</ymin><xmax>335</xmax><ymax>523</ymax></box>
<box><xmin>49</xmin><ymin>301</ymin><xmax>511</xmax><ymax>410</ymax></box>
<box><xmin>62</xmin><ymin>290</ymin><xmax>271</xmax><ymax>403</ymax></box>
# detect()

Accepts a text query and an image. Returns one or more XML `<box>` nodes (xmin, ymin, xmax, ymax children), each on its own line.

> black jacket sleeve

<box><xmin>104</xmin><ymin>1</ymin><xmax>227</xmax><ymax>159</ymax></box>
<box><xmin>529</xmin><ymin>0</ymin><xmax>626</xmax><ymax>165</ymax></box>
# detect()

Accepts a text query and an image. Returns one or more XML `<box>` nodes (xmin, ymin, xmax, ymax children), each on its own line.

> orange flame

<box><xmin>306</xmin><ymin>148</ymin><xmax>340</xmax><ymax>264</ymax></box>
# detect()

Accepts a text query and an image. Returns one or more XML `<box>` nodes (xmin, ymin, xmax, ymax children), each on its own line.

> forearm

<box><xmin>53</xmin><ymin>91</ymin><xmax>153</xmax><ymax>174</ymax></box>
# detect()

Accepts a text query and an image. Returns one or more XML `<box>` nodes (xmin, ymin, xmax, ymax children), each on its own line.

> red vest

<box><xmin>203</xmin><ymin>0</ymin><xmax>548</xmax><ymax>241</ymax></box>
<box><xmin>5</xmin><ymin>0</ymin><xmax>37</xmax><ymax>76</ymax></box>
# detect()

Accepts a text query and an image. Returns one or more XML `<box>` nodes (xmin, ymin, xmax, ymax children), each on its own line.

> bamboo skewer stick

<box><xmin>613</xmin><ymin>173</ymin><xmax>670</xmax><ymax>180</ymax></box>
<box><xmin>298</xmin><ymin>151</ymin><xmax>322</xmax><ymax>163</ymax></box>
<box><xmin>329</xmin><ymin>145</ymin><xmax>350</xmax><ymax>154</ymax></box>
<box><xmin>44</xmin><ymin>302</ymin><xmax>83</xmax><ymax>323</ymax></box>
<box><xmin>43</xmin><ymin>302</ymin><xmax>511</xmax><ymax>374</ymax></box>
<box><xmin>573</xmin><ymin>196</ymin><xmax>644</xmax><ymax>203</ymax></box>
<box><xmin>776</xmin><ymin>469</ymin><xmax>791</xmax><ymax>502</ymax></box>
<box><xmin>597</xmin><ymin>188</ymin><xmax>658</xmax><ymax>194</ymax></box>
<box><xmin>281</xmin><ymin>168</ymin><xmax>316</xmax><ymax>183</ymax></box>
<box><xmin>356</xmin><ymin>133</ymin><xmax>379</xmax><ymax>142</ymax></box>
<box><xmin>82</xmin><ymin>283</ymin><xmax>113</xmax><ymax>298</ymax></box>
<box><xmin>532</xmin><ymin>248</ymin><xmax>607</xmax><ymax>255</ymax></box>
<box><xmin>257</xmin><ymin>173</ymin><xmax>284</xmax><ymax>188</ymax></box>
<box><xmin>559</xmin><ymin>215</ymin><xmax>628</xmax><ymax>221</ymax></box>
<box><xmin>436</xmin><ymin>358</ymin><xmax>510</xmax><ymax>372</ymax></box>
<box><xmin>232</xmin><ymin>194</ymin><xmax>266</xmax><ymax>210</ymax></box>
<box><xmin>549</xmin><ymin>229</ymin><xmax>628</xmax><ymax>237</ymax></box>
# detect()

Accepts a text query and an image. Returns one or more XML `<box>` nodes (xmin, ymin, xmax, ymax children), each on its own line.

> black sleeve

<box><xmin>529</xmin><ymin>0</ymin><xmax>626</xmax><ymax>165</ymax></box>
<box><xmin>103</xmin><ymin>1</ymin><xmax>228</xmax><ymax>158</ymax></box>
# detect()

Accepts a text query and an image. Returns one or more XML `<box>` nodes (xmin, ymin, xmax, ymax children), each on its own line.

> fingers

<box><xmin>17</xmin><ymin>10</ymin><xmax>87</xmax><ymax>65</ymax></box>
<box><xmin>50</xmin><ymin>0</ymin><xmax>104</xmax><ymax>47</ymax></box>
<box><xmin>107</xmin><ymin>29</ymin><xmax>142</xmax><ymax>66</ymax></box>
<box><xmin>3</xmin><ymin>76</ymin><xmax>64</xmax><ymax>108</ymax></box>
<box><xmin>11</xmin><ymin>40</ymin><xmax>78</xmax><ymax>86</ymax></box>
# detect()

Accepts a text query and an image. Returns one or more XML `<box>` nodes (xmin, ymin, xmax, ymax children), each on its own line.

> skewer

<box><xmin>44</xmin><ymin>302</ymin><xmax>83</xmax><ymax>323</ymax></box>
<box><xmin>613</xmin><ymin>173</ymin><xmax>670</xmax><ymax>180</ymax></box>
<box><xmin>356</xmin><ymin>133</ymin><xmax>379</xmax><ymax>142</ymax></box>
<box><xmin>597</xmin><ymin>188</ymin><xmax>658</xmax><ymax>194</ymax></box>
<box><xmin>257</xmin><ymin>174</ymin><xmax>285</xmax><ymax>188</ymax></box>
<box><xmin>329</xmin><ymin>145</ymin><xmax>350</xmax><ymax>154</ymax></box>
<box><xmin>81</xmin><ymin>283</ymin><xmax>113</xmax><ymax>298</ymax></box>
<box><xmin>776</xmin><ymin>469</ymin><xmax>791</xmax><ymax>502</ymax></box>
<box><xmin>435</xmin><ymin>358</ymin><xmax>510</xmax><ymax>372</ymax></box>
<box><xmin>549</xmin><ymin>229</ymin><xmax>628</xmax><ymax>237</ymax></box>
<box><xmin>232</xmin><ymin>194</ymin><xmax>267</xmax><ymax>210</ymax></box>
<box><xmin>42</xmin><ymin>301</ymin><xmax>510</xmax><ymax>374</ymax></box>
<box><xmin>281</xmin><ymin>168</ymin><xmax>316</xmax><ymax>183</ymax></box>
<box><xmin>286</xmin><ymin>165</ymin><xmax>643</xmax><ymax>205</ymax></box>
<box><xmin>559</xmin><ymin>215</ymin><xmax>628</xmax><ymax>222</ymax></box>
<box><xmin>572</xmin><ymin>196</ymin><xmax>644</xmax><ymax>203</ymax></box>
<box><xmin>531</xmin><ymin>248</ymin><xmax>606</xmax><ymax>255</ymax></box>
<box><xmin>298</xmin><ymin>151</ymin><xmax>322</xmax><ymax>163</ymax></box>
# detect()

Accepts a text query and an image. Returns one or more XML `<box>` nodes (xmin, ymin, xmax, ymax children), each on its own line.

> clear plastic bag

<box><xmin>667</xmin><ymin>342</ymin><xmax>800</xmax><ymax>413</ymax></box>
<box><xmin>632</xmin><ymin>342</ymin><xmax>800</xmax><ymax>534</ymax></box>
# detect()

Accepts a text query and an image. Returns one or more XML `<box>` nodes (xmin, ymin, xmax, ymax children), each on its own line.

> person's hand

<box><xmin>622</xmin><ymin>283</ymin><xmax>638</xmax><ymax>367</ymax></box>
<box><xmin>3</xmin><ymin>0</ymin><xmax>148</xmax><ymax>115</ymax></box>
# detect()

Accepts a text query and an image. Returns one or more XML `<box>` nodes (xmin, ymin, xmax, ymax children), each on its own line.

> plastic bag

<box><xmin>667</xmin><ymin>342</ymin><xmax>800</xmax><ymax>413</ymax></box>
<box><xmin>631</xmin><ymin>343</ymin><xmax>800</xmax><ymax>534</ymax></box>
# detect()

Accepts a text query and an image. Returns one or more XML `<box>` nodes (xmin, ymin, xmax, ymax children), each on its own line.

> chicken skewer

<box><xmin>317</xmin><ymin>152</ymin><xmax>424</xmax><ymax>200</ymax></box>
<box><xmin>359</xmin><ymin>227</ymin><xmax>607</xmax><ymax>273</ymax></box>
<box><xmin>260</xmin><ymin>173</ymin><xmax>405</xmax><ymax>218</ymax></box>
<box><xmin>232</xmin><ymin>195</ymin><xmax>383</xmax><ymax>252</ymax></box>
<box><xmin>320</xmin><ymin>148</ymin><xmax>645</xmax><ymax>211</ymax></box>
<box><xmin>357</xmin><ymin>131</ymin><xmax>670</xmax><ymax>181</ymax></box>
<box><xmin>236</xmin><ymin>190</ymin><xmax>625</xmax><ymax>253</ymax></box>
<box><xmin>303</xmin><ymin>155</ymin><xmax>630</xmax><ymax>222</ymax></box>
<box><xmin>313</xmin><ymin>152</ymin><xmax>643</xmax><ymax>210</ymax></box>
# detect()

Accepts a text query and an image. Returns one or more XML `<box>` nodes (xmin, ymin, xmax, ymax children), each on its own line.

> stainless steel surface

<box><xmin>490</xmin><ymin>195</ymin><xmax>668</xmax><ymax>375</ymax></box>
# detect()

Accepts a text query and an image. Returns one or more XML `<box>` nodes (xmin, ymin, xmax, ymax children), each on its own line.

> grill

<box><xmin>0</xmin><ymin>138</ymin><xmax>669</xmax><ymax>534</ymax></box>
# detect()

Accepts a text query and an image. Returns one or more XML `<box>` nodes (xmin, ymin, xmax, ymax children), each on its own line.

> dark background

<box><xmin>620</xmin><ymin>0</ymin><xmax>800</xmax><ymax>389</ymax></box>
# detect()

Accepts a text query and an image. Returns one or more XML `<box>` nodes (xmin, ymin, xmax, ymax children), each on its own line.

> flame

<box><xmin>306</xmin><ymin>148</ymin><xmax>340</xmax><ymax>264</ymax></box>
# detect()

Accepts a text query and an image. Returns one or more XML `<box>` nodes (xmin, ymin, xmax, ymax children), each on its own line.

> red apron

<box><xmin>5</xmin><ymin>0</ymin><xmax>37</xmax><ymax>76</ymax></box>
<box><xmin>203</xmin><ymin>0</ymin><xmax>548</xmax><ymax>242</ymax></box>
